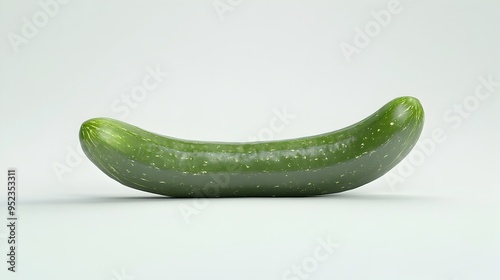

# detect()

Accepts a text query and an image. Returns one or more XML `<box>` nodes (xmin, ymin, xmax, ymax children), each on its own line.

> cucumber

<box><xmin>79</xmin><ymin>96</ymin><xmax>424</xmax><ymax>197</ymax></box>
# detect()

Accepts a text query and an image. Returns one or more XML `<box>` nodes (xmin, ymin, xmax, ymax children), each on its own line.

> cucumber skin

<box><xmin>79</xmin><ymin>96</ymin><xmax>424</xmax><ymax>197</ymax></box>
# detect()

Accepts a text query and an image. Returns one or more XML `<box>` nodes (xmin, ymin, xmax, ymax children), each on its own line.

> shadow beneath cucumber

<box><xmin>22</xmin><ymin>191</ymin><xmax>442</xmax><ymax>205</ymax></box>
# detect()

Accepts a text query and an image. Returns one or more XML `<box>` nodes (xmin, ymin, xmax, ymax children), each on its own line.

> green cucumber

<box><xmin>79</xmin><ymin>96</ymin><xmax>424</xmax><ymax>197</ymax></box>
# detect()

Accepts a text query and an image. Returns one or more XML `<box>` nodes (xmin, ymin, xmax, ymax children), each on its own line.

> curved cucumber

<box><xmin>79</xmin><ymin>96</ymin><xmax>424</xmax><ymax>197</ymax></box>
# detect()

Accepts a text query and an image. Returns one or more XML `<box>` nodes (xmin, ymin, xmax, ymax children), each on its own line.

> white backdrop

<box><xmin>1</xmin><ymin>0</ymin><xmax>499</xmax><ymax>279</ymax></box>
